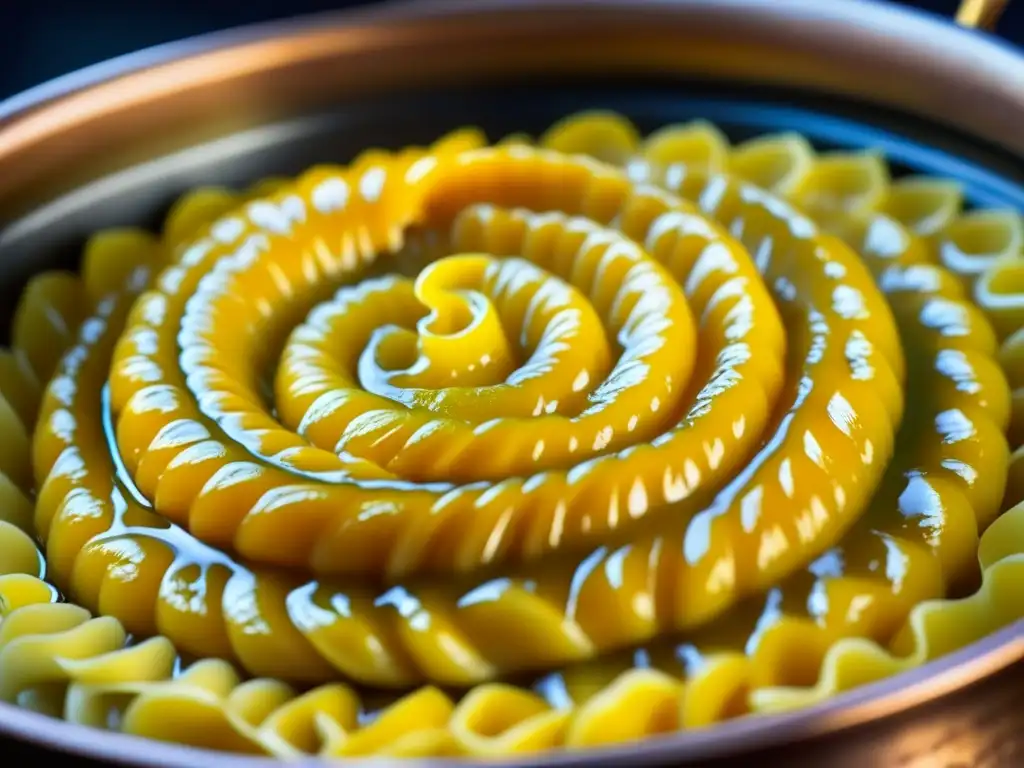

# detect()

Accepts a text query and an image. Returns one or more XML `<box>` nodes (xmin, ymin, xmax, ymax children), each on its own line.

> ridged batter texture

<box><xmin>0</xmin><ymin>111</ymin><xmax>1020</xmax><ymax>757</ymax></box>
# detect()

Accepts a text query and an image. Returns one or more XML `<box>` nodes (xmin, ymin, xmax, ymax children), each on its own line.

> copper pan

<box><xmin>0</xmin><ymin>1</ymin><xmax>1022</xmax><ymax>765</ymax></box>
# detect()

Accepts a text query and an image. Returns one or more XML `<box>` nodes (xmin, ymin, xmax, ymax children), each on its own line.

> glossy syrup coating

<box><xmin>34</xmin><ymin>143</ymin><xmax>905</xmax><ymax>686</ymax></box>
<box><xmin>105</xmin><ymin>147</ymin><xmax>801</xmax><ymax>580</ymax></box>
<box><xmin>0</xmin><ymin>112</ymin><xmax>1019</xmax><ymax>758</ymax></box>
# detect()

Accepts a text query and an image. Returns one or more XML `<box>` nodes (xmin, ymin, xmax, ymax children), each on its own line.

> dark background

<box><xmin>0</xmin><ymin>0</ymin><xmax>1022</xmax><ymax>100</ymax></box>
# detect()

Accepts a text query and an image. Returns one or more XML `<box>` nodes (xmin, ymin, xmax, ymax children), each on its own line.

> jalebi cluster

<box><xmin>0</xmin><ymin>112</ymin><xmax>1020</xmax><ymax>757</ymax></box>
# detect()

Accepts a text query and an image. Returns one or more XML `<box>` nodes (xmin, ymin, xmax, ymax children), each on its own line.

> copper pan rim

<box><xmin>1</xmin><ymin>0</ymin><xmax>1023</xmax><ymax>129</ymax></box>
<box><xmin>0</xmin><ymin>0</ymin><xmax>1022</xmax><ymax>765</ymax></box>
<box><xmin>1</xmin><ymin>0</ymin><xmax>1023</xmax><ymax>213</ymax></box>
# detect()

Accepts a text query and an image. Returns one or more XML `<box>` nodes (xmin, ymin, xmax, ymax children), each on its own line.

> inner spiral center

<box><xmin>357</xmin><ymin>251</ymin><xmax>616</xmax><ymax>423</ymax></box>
<box><xmin>364</xmin><ymin>254</ymin><xmax>526</xmax><ymax>393</ymax></box>
<box><xmin>275</xmin><ymin>203</ymin><xmax>698</xmax><ymax>482</ymax></box>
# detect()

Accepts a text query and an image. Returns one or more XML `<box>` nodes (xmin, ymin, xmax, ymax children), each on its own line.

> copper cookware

<box><xmin>0</xmin><ymin>1</ymin><xmax>1021</xmax><ymax>765</ymax></box>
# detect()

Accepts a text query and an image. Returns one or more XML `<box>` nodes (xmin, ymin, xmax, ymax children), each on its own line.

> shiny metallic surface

<box><xmin>2</xmin><ymin>0</ymin><xmax>1024</xmax><ymax>217</ymax></box>
<box><xmin>957</xmin><ymin>0</ymin><xmax>1012</xmax><ymax>29</ymax></box>
<box><xmin>0</xmin><ymin>1</ymin><xmax>1022</xmax><ymax>765</ymax></box>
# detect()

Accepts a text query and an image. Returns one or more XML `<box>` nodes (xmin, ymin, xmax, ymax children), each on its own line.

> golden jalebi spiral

<box><xmin>0</xmin><ymin>111</ymin><xmax>1021</xmax><ymax>757</ymax></box>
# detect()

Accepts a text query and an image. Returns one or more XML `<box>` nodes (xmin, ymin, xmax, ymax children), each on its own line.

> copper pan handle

<box><xmin>956</xmin><ymin>0</ymin><xmax>1011</xmax><ymax>30</ymax></box>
